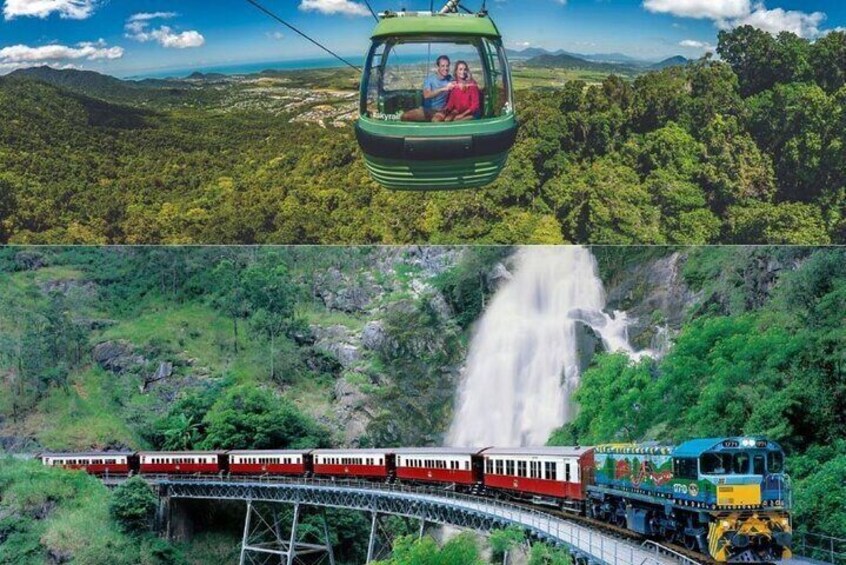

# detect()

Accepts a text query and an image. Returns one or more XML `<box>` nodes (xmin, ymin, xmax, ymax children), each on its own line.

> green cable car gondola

<box><xmin>356</xmin><ymin>8</ymin><xmax>518</xmax><ymax>190</ymax></box>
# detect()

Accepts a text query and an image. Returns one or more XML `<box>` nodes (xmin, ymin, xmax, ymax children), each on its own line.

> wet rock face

<box><xmin>487</xmin><ymin>261</ymin><xmax>513</xmax><ymax>289</ymax></box>
<box><xmin>604</xmin><ymin>252</ymin><xmax>699</xmax><ymax>351</ymax></box>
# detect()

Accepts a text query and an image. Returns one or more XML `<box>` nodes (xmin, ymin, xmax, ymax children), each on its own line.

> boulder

<box><xmin>92</xmin><ymin>340</ymin><xmax>145</xmax><ymax>373</ymax></box>
<box><xmin>312</xmin><ymin>325</ymin><xmax>362</xmax><ymax>368</ymax></box>
<box><xmin>487</xmin><ymin>262</ymin><xmax>513</xmax><ymax>288</ymax></box>
<box><xmin>37</xmin><ymin>279</ymin><xmax>97</xmax><ymax>298</ymax></box>
<box><xmin>361</xmin><ymin>320</ymin><xmax>385</xmax><ymax>351</ymax></box>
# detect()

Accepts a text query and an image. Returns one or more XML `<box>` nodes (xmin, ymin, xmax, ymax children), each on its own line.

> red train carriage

<box><xmin>483</xmin><ymin>447</ymin><xmax>595</xmax><ymax>508</ymax></box>
<box><xmin>138</xmin><ymin>451</ymin><xmax>223</xmax><ymax>474</ymax></box>
<box><xmin>228</xmin><ymin>450</ymin><xmax>311</xmax><ymax>476</ymax></box>
<box><xmin>311</xmin><ymin>449</ymin><xmax>393</xmax><ymax>480</ymax></box>
<box><xmin>394</xmin><ymin>448</ymin><xmax>484</xmax><ymax>486</ymax></box>
<box><xmin>41</xmin><ymin>452</ymin><xmax>133</xmax><ymax>475</ymax></box>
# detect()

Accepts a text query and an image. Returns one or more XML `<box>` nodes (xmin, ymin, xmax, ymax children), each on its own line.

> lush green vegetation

<box><xmin>110</xmin><ymin>477</ymin><xmax>159</xmax><ymax>534</ymax></box>
<box><xmin>1</xmin><ymin>27</ymin><xmax>843</xmax><ymax>245</ymax></box>
<box><xmin>0</xmin><ymin>458</ymin><xmax>182</xmax><ymax>565</ymax></box>
<box><xmin>551</xmin><ymin>247</ymin><xmax>846</xmax><ymax>540</ymax></box>
<box><xmin>0</xmin><ymin>247</ymin><xmax>497</xmax><ymax>453</ymax></box>
<box><xmin>0</xmin><ymin>246</ymin><xmax>507</xmax><ymax>563</ymax></box>
<box><xmin>372</xmin><ymin>531</ymin><xmax>572</xmax><ymax>565</ymax></box>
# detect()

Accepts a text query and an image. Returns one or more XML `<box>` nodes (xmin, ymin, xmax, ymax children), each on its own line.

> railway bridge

<box><xmin>112</xmin><ymin>475</ymin><xmax>689</xmax><ymax>565</ymax></box>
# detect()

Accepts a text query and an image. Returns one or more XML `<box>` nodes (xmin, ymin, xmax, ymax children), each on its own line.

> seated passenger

<box><xmin>401</xmin><ymin>55</ymin><xmax>454</xmax><ymax>122</ymax></box>
<box><xmin>434</xmin><ymin>61</ymin><xmax>480</xmax><ymax>122</ymax></box>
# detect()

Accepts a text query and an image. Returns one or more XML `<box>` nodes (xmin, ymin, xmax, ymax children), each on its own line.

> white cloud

<box><xmin>0</xmin><ymin>39</ymin><xmax>123</xmax><ymax>72</ymax></box>
<box><xmin>3</xmin><ymin>0</ymin><xmax>96</xmax><ymax>20</ymax></box>
<box><xmin>644</xmin><ymin>0</ymin><xmax>829</xmax><ymax>39</ymax></box>
<box><xmin>127</xmin><ymin>12</ymin><xmax>178</xmax><ymax>22</ymax></box>
<box><xmin>125</xmin><ymin>13</ymin><xmax>205</xmax><ymax>49</ymax></box>
<box><xmin>298</xmin><ymin>0</ymin><xmax>370</xmax><ymax>17</ymax></box>
<box><xmin>643</xmin><ymin>0</ymin><xmax>751</xmax><ymax>20</ymax></box>
<box><xmin>679</xmin><ymin>39</ymin><xmax>714</xmax><ymax>50</ymax></box>
<box><xmin>266</xmin><ymin>31</ymin><xmax>285</xmax><ymax>40</ymax></box>
<box><xmin>725</xmin><ymin>5</ymin><xmax>826</xmax><ymax>38</ymax></box>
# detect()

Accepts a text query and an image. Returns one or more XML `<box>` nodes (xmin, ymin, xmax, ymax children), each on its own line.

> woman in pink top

<box><xmin>434</xmin><ymin>61</ymin><xmax>480</xmax><ymax>122</ymax></box>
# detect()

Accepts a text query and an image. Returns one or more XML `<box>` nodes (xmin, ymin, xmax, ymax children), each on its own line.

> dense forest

<box><xmin>0</xmin><ymin>26</ymin><xmax>843</xmax><ymax>245</ymax></box>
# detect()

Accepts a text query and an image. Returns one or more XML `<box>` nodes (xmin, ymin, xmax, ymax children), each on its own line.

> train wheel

<box><xmin>684</xmin><ymin>535</ymin><xmax>698</xmax><ymax>552</ymax></box>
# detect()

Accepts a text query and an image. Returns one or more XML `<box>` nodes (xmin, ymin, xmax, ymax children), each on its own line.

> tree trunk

<box><xmin>232</xmin><ymin>317</ymin><xmax>239</xmax><ymax>354</ymax></box>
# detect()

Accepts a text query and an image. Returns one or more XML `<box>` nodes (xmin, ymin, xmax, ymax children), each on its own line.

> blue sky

<box><xmin>0</xmin><ymin>0</ymin><xmax>844</xmax><ymax>76</ymax></box>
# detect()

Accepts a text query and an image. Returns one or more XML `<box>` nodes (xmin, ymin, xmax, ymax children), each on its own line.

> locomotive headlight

<box><xmin>741</xmin><ymin>438</ymin><xmax>754</xmax><ymax>447</ymax></box>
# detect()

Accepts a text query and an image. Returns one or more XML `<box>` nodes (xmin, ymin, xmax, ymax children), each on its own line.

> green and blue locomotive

<box><xmin>587</xmin><ymin>437</ymin><xmax>792</xmax><ymax>562</ymax></box>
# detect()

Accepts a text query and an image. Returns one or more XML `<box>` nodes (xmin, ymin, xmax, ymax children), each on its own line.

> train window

<box><xmin>505</xmin><ymin>460</ymin><xmax>514</xmax><ymax>476</ymax></box>
<box><xmin>485</xmin><ymin>460</ymin><xmax>492</xmax><ymax>473</ymax></box>
<box><xmin>496</xmin><ymin>460</ymin><xmax>504</xmax><ymax>475</ymax></box>
<box><xmin>565</xmin><ymin>463</ymin><xmax>571</xmax><ymax>482</ymax></box>
<box><xmin>544</xmin><ymin>462</ymin><xmax>555</xmax><ymax>480</ymax></box>
<box><xmin>753</xmin><ymin>455</ymin><xmax>765</xmax><ymax>475</ymax></box>
<box><xmin>517</xmin><ymin>461</ymin><xmax>527</xmax><ymax>477</ymax></box>
<box><xmin>767</xmin><ymin>452</ymin><xmax>784</xmax><ymax>473</ymax></box>
<box><xmin>674</xmin><ymin>457</ymin><xmax>698</xmax><ymax>479</ymax></box>
<box><xmin>701</xmin><ymin>453</ymin><xmax>732</xmax><ymax>475</ymax></box>
<box><xmin>732</xmin><ymin>452</ymin><xmax>750</xmax><ymax>474</ymax></box>
<box><xmin>464</xmin><ymin>461</ymin><xmax>469</xmax><ymax>470</ymax></box>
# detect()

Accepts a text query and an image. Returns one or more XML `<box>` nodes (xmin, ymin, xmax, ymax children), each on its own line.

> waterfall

<box><xmin>446</xmin><ymin>246</ymin><xmax>651</xmax><ymax>448</ymax></box>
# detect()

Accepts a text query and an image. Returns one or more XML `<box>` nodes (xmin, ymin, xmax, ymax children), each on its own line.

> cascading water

<box><xmin>446</xmin><ymin>246</ymin><xmax>651</xmax><ymax>448</ymax></box>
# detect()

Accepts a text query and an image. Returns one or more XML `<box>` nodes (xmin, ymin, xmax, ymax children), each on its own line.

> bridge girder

<box><xmin>152</xmin><ymin>477</ymin><xmax>675</xmax><ymax>565</ymax></box>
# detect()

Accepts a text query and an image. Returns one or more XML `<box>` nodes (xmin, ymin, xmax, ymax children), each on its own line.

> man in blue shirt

<box><xmin>402</xmin><ymin>55</ymin><xmax>455</xmax><ymax>122</ymax></box>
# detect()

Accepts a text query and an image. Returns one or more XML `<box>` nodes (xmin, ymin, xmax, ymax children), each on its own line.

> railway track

<box><xmin>507</xmin><ymin>499</ymin><xmax>715</xmax><ymax>564</ymax></box>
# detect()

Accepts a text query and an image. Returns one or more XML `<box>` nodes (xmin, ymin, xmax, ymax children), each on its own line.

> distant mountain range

<box><xmin>505</xmin><ymin>47</ymin><xmax>691</xmax><ymax>72</ymax></box>
<box><xmin>4</xmin><ymin>66</ymin><xmax>211</xmax><ymax>106</ymax></box>
<box><xmin>505</xmin><ymin>47</ymin><xmax>683</xmax><ymax>65</ymax></box>
<box><xmin>3</xmin><ymin>52</ymin><xmax>693</xmax><ymax>105</ymax></box>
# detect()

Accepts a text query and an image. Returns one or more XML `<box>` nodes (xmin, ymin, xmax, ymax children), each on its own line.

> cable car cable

<box><xmin>362</xmin><ymin>0</ymin><xmax>379</xmax><ymax>22</ymax></box>
<box><xmin>243</xmin><ymin>0</ymin><xmax>362</xmax><ymax>71</ymax></box>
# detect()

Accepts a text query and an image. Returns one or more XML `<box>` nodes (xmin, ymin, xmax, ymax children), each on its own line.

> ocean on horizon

<box><xmin>125</xmin><ymin>53</ymin><xmax>440</xmax><ymax>80</ymax></box>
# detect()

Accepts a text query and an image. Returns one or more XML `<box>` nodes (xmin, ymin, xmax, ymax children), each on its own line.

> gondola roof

<box><xmin>372</xmin><ymin>12</ymin><xmax>502</xmax><ymax>39</ymax></box>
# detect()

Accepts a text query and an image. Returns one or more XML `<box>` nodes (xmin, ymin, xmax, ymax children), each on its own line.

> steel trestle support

<box><xmin>238</xmin><ymin>499</ymin><xmax>335</xmax><ymax>565</ymax></box>
<box><xmin>148</xmin><ymin>476</ymin><xmax>676</xmax><ymax>565</ymax></box>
